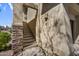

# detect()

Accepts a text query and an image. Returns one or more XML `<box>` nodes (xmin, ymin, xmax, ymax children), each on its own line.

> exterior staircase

<box><xmin>23</xmin><ymin>22</ymin><xmax>35</xmax><ymax>48</ymax></box>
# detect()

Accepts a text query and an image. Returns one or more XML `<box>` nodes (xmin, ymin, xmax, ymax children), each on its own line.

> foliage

<box><xmin>0</xmin><ymin>32</ymin><xmax>11</xmax><ymax>51</ymax></box>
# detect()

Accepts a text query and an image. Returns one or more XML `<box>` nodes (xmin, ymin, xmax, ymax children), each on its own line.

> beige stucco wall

<box><xmin>13</xmin><ymin>3</ymin><xmax>23</xmax><ymax>26</ymax></box>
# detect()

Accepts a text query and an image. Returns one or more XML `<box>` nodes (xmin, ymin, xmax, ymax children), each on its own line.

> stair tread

<box><xmin>23</xmin><ymin>43</ymin><xmax>34</xmax><ymax>47</ymax></box>
<box><xmin>23</xmin><ymin>39</ymin><xmax>35</xmax><ymax>42</ymax></box>
<box><xmin>23</xmin><ymin>37</ymin><xmax>34</xmax><ymax>39</ymax></box>
<box><xmin>23</xmin><ymin>35</ymin><xmax>33</xmax><ymax>37</ymax></box>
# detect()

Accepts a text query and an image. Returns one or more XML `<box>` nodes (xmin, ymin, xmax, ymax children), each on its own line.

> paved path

<box><xmin>0</xmin><ymin>50</ymin><xmax>13</xmax><ymax>56</ymax></box>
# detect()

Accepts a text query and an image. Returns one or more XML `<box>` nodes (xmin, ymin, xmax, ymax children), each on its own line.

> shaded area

<box><xmin>42</xmin><ymin>3</ymin><xmax>59</xmax><ymax>15</ymax></box>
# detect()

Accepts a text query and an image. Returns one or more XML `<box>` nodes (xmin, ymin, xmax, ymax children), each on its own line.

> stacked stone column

<box><xmin>12</xmin><ymin>3</ymin><xmax>23</xmax><ymax>55</ymax></box>
<box><xmin>12</xmin><ymin>25</ymin><xmax>23</xmax><ymax>55</ymax></box>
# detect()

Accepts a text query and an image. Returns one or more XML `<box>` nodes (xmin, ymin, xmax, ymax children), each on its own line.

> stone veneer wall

<box><xmin>36</xmin><ymin>4</ymin><xmax>73</xmax><ymax>56</ymax></box>
<box><xmin>12</xmin><ymin>3</ymin><xmax>23</xmax><ymax>55</ymax></box>
<box><xmin>12</xmin><ymin>25</ymin><xmax>23</xmax><ymax>55</ymax></box>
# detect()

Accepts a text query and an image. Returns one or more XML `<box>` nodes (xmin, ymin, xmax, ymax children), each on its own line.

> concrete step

<box><xmin>24</xmin><ymin>31</ymin><xmax>32</xmax><ymax>33</ymax></box>
<box><xmin>23</xmin><ymin>37</ymin><xmax>34</xmax><ymax>40</ymax></box>
<box><xmin>23</xmin><ymin>33</ymin><xmax>33</xmax><ymax>36</ymax></box>
<box><xmin>23</xmin><ymin>35</ymin><xmax>33</xmax><ymax>37</ymax></box>
<box><xmin>23</xmin><ymin>38</ymin><xmax>35</xmax><ymax>42</ymax></box>
<box><xmin>23</xmin><ymin>42</ymin><xmax>34</xmax><ymax>47</ymax></box>
<box><xmin>23</xmin><ymin>40</ymin><xmax>35</xmax><ymax>44</ymax></box>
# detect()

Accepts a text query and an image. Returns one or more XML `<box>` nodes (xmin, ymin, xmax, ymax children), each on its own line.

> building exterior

<box><xmin>12</xmin><ymin>3</ymin><xmax>79</xmax><ymax>56</ymax></box>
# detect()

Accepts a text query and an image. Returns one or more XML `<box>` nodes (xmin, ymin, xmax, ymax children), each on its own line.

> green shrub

<box><xmin>0</xmin><ymin>32</ymin><xmax>11</xmax><ymax>51</ymax></box>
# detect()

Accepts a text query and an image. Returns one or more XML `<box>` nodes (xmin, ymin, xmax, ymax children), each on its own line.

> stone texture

<box><xmin>18</xmin><ymin>43</ymin><xmax>45</xmax><ymax>56</ymax></box>
<box><xmin>23</xmin><ymin>22</ymin><xmax>35</xmax><ymax>48</ymax></box>
<box><xmin>0</xmin><ymin>50</ymin><xmax>13</xmax><ymax>56</ymax></box>
<box><xmin>13</xmin><ymin>3</ymin><xmax>23</xmax><ymax>26</ymax></box>
<box><xmin>12</xmin><ymin>3</ymin><xmax>79</xmax><ymax>56</ymax></box>
<box><xmin>72</xmin><ymin>35</ymin><xmax>79</xmax><ymax>56</ymax></box>
<box><xmin>12</xmin><ymin>25</ymin><xmax>23</xmax><ymax>56</ymax></box>
<box><xmin>12</xmin><ymin>3</ymin><xmax>38</xmax><ymax>56</ymax></box>
<box><xmin>12</xmin><ymin>3</ymin><xmax>24</xmax><ymax>56</ymax></box>
<box><xmin>23</xmin><ymin>5</ymin><xmax>37</xmax><ymax>37</ymax></box>
<box><xmin>36</xmin><ymin>4</ymin><xmax>73</xmax><ymax>56</ymax></box>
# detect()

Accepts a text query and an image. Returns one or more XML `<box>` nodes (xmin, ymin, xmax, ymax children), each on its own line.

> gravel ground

<box><xmin>0</xmin><ymin>50</ymin><xmax>13</xmax><ymax>56</ymax></box>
